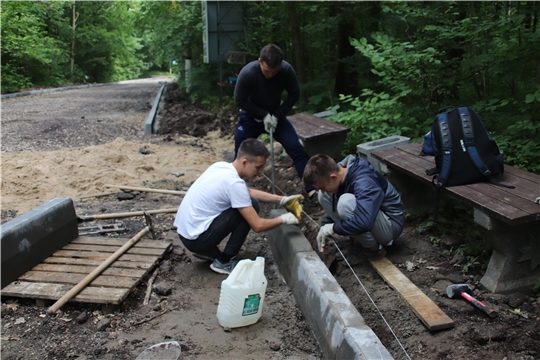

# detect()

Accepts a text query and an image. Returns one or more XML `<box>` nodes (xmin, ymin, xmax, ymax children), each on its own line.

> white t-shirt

<box><xmin>174</xmin><ymin>162</ymin><xmax>252</xmax><ymax>240</ymax></box>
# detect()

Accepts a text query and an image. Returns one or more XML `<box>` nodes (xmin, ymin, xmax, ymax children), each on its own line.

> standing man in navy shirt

<box><xmin>234</xmin><ymin>43</ymin><xmax>315</xmax><ymax>197</ymax></box>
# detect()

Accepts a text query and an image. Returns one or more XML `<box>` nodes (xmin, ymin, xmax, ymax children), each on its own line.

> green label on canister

<box><xmin>242</xmin><ymin>294</ymin><xmax>261</xmax><ymax>316</ymax></box>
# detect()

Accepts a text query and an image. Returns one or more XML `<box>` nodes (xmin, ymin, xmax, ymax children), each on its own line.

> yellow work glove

<box><xmin>279</xmin><ymin>194</ymin><xmax>304</xmax><ymax>220</ymax></box>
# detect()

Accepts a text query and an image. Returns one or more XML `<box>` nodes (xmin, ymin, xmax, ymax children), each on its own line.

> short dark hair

<box><xmin>259</xmin><ymin>44</ymin><xmax>283</xmax><ymax>67</ymax></box>
<box><xmin>303</xmin><ymin>154</ymin><xmax>340</xmax><ymax>186</ymax></box>
<box><xmin>237</xmin><ymin>138</ymin><xmax>270</xmax><ymax>162</ymax></box>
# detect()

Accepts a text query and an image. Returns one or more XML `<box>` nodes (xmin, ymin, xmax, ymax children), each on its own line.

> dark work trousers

<box><xmin>234</xmin><ymin>112</ymin><xmax>310</xmax><ymax>187</ymax></box>
<box><xmin>179</xmin><ymin>197</ymin><xmax>260</xmax><ymax>259</ymax></box>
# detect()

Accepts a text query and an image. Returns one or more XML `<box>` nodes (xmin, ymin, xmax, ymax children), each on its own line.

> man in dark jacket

<box><xmin>303</xmin><ymin>154</ymin><xmax>406</xmax><ymax>259</ymax></box>
<box><xmin>234</xmin><ymin>43</ymin><xmax>315</xmax><ymax>196</ymax></box>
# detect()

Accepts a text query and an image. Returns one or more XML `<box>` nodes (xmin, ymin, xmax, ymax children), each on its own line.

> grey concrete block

<box><xmin>357</xmin><ymin>136</ymin><xmax>410</xmax><ymax>174</ymax></box>
<box><xmin>267</xmin><ymin>209</ymin><xmax>393</xmax><ymax>359</ymax></box>
<box><xmin>480</xmin><ymin>218</ymin><xmax>540</xmax><ymax>294</ymax></box>
<box><xmin>144</xmin><ymin>84</ymin><xmax>166</xmax><ymax>135</ymax></box>
<box><xmin>1</xmin><ymin>198</ymin><xmax>78</xmax><ymax>288</ymax></box>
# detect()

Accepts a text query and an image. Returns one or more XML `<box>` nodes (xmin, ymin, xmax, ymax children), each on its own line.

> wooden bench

<box><xmin>371</xmin><ymin>142</ymin><xmax>540</xmax><ymax>294</ymax></box>
<box><xmin>288</xmin><ymin>112</ymin><xmax>350</xmax><ymax>160</ymax></box>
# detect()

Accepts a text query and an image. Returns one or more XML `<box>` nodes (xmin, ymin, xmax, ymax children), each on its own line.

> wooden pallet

<box><xmin>1</xmin><ymin>236</ymin><xmax>171</xmax><ymax>306</ymax></box>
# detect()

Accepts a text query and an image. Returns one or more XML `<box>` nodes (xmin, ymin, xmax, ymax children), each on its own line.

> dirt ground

<box><xmin>1</xmin><ymin>79</ymin><xmax>539</xmax><ymax>360</ymax></box>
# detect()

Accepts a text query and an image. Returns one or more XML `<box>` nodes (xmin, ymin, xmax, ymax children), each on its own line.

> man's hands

<box><xmin>316</xmin><ymin>224</ymin><xmax>335</xmax><ymax>253</ymax></box>
<box><xmin>263</xmin><ymin>113</ymin><xmax>278</xmax><ymax>133</ymax></box>
<box><xmin>279</xmin><ymin>194</ymin><xmax>304</xmax><ymax>220</ymax></box>
<box><xmin>279</xmin><ymin>212</ymin><xmax>299</xmax><ymax>225</ymax></box>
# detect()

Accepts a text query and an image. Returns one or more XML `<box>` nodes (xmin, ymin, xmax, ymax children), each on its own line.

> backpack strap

<box><xmin>458</xmin><ymin>107</ymin><xmax>515</xmax><ymax>189</ymax></box>
<box><xmin>433</xmin><ymin>112</ymin><xmax>453</xmax><ymax>188</ymax></box>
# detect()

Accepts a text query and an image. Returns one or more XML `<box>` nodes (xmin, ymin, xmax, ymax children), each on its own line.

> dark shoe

<box><xmin>192</xmin><ymin>252</ymin><xmax>215</xmax><ymax>262</ymax></box>
<box><xmin>210</xmin><ymin>256</ymin><xmax>239</xmax><ymax>275</ymax></box>
<box><xmin>353</xmin><ymin>245</ymin><xmax>386</xmax><ymax>260</ymax></box>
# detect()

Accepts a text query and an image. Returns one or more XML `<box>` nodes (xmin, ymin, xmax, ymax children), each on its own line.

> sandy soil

<box><xmin>1</xmin><ymin>79</ymin><xmax>539</xmax><ymax>360</ymax></box>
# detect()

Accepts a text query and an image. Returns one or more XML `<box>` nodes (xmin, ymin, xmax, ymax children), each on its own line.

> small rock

<box><xmin>76</xmin><ymin>311</ymin><xmax>89</xmax><ymax>324</ymax></box>
<box><xmin>108</xmin><ymin>332</ymin><xmax>117</xmax><ymax>339</ymax></box>
<box><xmin>96</xmin><ymin>318</ymin><xmax>111</xmax><ymax>331</ymax></box>
<box><xmin>270</xmin><ymin>342</ymin><xmax>281</xmax><ymax>351</ymax></box>
<box><xmin>117</xmin><ymin>192</ymin><xmax>135</xmax><ymax>201</ymax></box>
<box><xmin>507</xmin><ymin>292</ymin><xmax>527</xmax><ymax>308</ymax></box>
<box><xmin>153</xmin><ymin>304</ymin><xmax>162</xmax><ymax>312</ymax></box>
<box><xmin>159</xmin><ymin>260</ymin><xmax>172</xmax><ymax>273</ymax></box>
<box><xmin>446</xmin><ymin>273</ymin><xmax>464</xmax><ymax>284</ymax></box>
<box><xmin>153</xmin><ymin>281</ymin><xmax>173</xmax><ymax>296</ymax></box>
<box><xmin>139</xmin><ymin>146</ymin><xmax>154</xmax><ymax>154</ymax></box>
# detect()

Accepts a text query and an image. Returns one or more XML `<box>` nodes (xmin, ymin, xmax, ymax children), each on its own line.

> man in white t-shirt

<box><xmin>174</xmin><ymin>138</ymin><xmax>303</xmax><ymax>275</ymax></box>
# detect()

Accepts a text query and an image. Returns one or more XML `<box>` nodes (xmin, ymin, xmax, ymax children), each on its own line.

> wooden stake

<box><xmin>105</xmin><ymin>184</ymin><xmax>186</xmax><ymax>195</ymax></box>
<box><xmin>143</xmin><ymin>268</ymin><xmax>160</xmax><ymax>305</ymax></box>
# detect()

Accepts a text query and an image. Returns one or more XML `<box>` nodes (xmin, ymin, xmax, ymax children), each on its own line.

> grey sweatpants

<box><xmin>318</xmin><ymin>192</ymin><xmax>395</xmax><ymax>249</ymax></box>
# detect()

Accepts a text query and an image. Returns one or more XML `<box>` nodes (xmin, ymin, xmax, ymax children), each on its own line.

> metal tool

<box><xmin>47</xmin><ymin>212</ymin><xmax>155</xmax><ymax>315</ymax></box>
<box><xmin>77</xmin><ymin>207</ymin><xmax>178</xmax><ymax>222</ymax></box>
<box><xmin>78</xmin><ymin>223</ymin><xmax>126</xmax><ymax>235</ymax></box>
<box><xmin>446</xmin><ymin>283</ymin><xmax>498</xmax><ymax>318</ymax></box>
<box><xmin>269</xmin><ymin>126</ymin><xmax>276</xmax><ymax>209</ymax></box>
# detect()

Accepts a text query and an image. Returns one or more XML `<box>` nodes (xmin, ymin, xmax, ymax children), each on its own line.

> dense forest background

<box><xmin>2</xmin><ymin>1</ymin><xmax>539</xmax><ymax>172</ymax></box>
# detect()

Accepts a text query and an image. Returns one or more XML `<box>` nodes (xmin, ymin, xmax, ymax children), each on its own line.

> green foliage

<box><xmin>1</xmin><ymin>1</ymin><xmax>69</xmax><ymax>92</ymax></box>
<box><xmin>533</xmin><ymin>278</ymin><xmax>540</xmax><ymax>298</ymax></box>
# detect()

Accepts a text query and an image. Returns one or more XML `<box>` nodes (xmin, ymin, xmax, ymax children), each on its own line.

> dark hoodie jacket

<box><xmin>322</xmin><ymin>155</ymin><xmax>406</xmax><ymax>239</ymax></box>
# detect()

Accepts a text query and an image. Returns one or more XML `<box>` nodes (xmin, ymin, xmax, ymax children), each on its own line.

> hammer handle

<box><xmin>461</xmin><ymin>292</ymin><xmax>498</xmax><ymax>318</ymax></box>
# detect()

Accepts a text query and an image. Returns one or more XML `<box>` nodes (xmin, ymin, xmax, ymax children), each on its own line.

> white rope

<box><xmin>262</xmin><ymin>173</ymin><xmax>412</xmax><ymax>360</ymax></box>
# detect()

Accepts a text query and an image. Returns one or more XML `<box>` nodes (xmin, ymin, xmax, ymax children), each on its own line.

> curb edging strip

<box><xmin>267</xmin><ymin>209</ymin><xmax>394</xmax><ymax>360</ymax></box>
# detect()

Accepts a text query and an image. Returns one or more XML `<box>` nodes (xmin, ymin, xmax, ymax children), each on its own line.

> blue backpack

<box><xmin>420</xmin><ymin>106</ymin><xmax>514</xmax><ymax>226</ymax></box>
<box><xmin>420</xmin><ymin>106</ymin><xmax>511</xmax><ymax>188</ymax></box>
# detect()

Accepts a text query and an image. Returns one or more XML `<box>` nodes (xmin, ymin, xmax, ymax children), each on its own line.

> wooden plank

<box><xmin>369</xmin><ymin>257</ymin><xmax>454</xmax><ymax>331</ymax></box>
<box><xmin>51</xmin><ymin>250</ymin><xmax>158</xmax><ymax>262</ymax></box>
<box><xmin>288</xmin><ymin>112</ymin><xmax>349</xmax><ymax>141</ymax></box>
<box><xmin>1</xmin><ymin>281</ymin><xmax>126</xmax><ymax>304</ymax></box>
<box><xmin>18</xmin><ymin>271</ymin><xmax>139</xmax><ymax>288</ymax></box>
<box><xmin>72</xmin><ymin>237</ymin><xmax>171</xmax><ymax>249</ymax></box>
<box><xmin>62</xmin><ymin>243</ymin><xmax>165</xmax><ymax>256</ymax></box>
<box><xmin>31</xmin><ymin>263</ymin><xmax>147</xmax><ymax>278</ymax></box>
<box><xmin>42</xmin><ymin>256</ymin><xmax>154</xmax><ymax>269</ymax></box>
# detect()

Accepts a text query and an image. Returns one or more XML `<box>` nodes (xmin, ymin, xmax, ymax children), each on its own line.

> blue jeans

<box><xmin>179</xmin><ymin>197</ymin><xmax>260</xmax><ymax>258</ymax></box>
<box><xmin>234</xmin><ymin>112</ymin><xmax>313</xmax><ymax>192</ymax></box>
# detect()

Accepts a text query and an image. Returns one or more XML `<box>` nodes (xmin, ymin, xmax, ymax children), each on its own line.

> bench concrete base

<box><xmin>357</xmin><ymin>136</ymin><xmax>411</xmax><ymax>174</ymax></box>
<box><xmin>476</xmin><ymin>213</ymin><xmax>540</xmax><ymax>294</ymax></box>
<box><xmin>267</xmin><ymin>209</ymin><xmax>393</xmax><ymax>360</ymax></box>
<box><xmin>1</xmin><ymin>198</ymin><xmax>78</xmax><ymax>288</ymax></box>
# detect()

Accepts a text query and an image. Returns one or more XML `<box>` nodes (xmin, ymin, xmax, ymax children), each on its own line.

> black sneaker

<box><xmin>353</xmin><ymin>245</ymin><xmax>386</xmax><ymax>260</ymax></box>
<box><xmin>192</xmin><ymin>252</ymin><xmax>215</xmax><ymax>262</ymax></box>
<box><xmin>210</xmin><ymin>256</ymin><xmax>239</xmax><ymax>275</ymax></box>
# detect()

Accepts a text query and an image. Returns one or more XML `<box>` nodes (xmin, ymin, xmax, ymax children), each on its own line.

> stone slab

<box><xmin>1</xmin><ymin>198</ymin><xmax>78</xmax><ymax>288</ymax></box>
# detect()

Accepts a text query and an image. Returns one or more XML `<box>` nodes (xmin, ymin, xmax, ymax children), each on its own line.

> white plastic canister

<box><xmin>216</xmin><ymin>257</ymin><xmax>267</xmax><ymax>328</ymax></box>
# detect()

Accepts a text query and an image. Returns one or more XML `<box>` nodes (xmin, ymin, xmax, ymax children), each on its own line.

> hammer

<box><xmin>47</xmin><ymin>212</ymin><xmax>156</xmax><ymax>314</ymax></box>
<box><xmin>446</xmin><ymin>284</ymin><xmax>498</xmax><ymax>318</ymax></box>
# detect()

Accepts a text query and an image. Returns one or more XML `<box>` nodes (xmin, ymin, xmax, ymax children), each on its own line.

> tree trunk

<box><xmin>71</xmin><ymin>2</ymin><xmax>79</xmax><ymax>82</ymax></box>
<box><xmin>287</xmin><ymin>2</ymin><xmax>307</xmax><ymax>108</ymax></box>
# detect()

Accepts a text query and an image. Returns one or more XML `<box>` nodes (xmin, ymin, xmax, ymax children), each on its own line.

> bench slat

<box><xmin>372</xmin><ymin>143</ymin><xmax>540</xmax><ymax>225</ymax></box>
<box><xmin>288</xmin><ymin>112</ymin><xmax>349</xmax><ymax>141</ymax></box>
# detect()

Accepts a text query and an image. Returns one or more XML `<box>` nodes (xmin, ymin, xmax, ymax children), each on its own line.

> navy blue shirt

<box><xmin>234</xmin><ymin>60</ymin><xmax>300</xmax><ymax>120</ymax></box>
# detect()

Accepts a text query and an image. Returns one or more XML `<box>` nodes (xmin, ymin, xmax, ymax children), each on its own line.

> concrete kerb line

<box><xmin>263</xmin><ymin>174</ymin><xmax>412</xmax><ymax>359</ymax></box>
<box><xmin>144</xmin><ymin>83</ymin><xmax>167</xmax><ymax>135</ymax></box>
